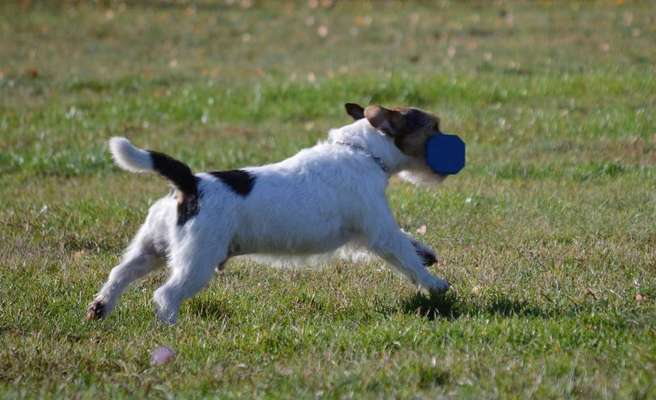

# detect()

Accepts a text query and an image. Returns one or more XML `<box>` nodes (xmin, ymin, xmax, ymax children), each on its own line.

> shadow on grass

<box><xmin>187</xmin><ymin>297</ymin><xmax>231</xmax><ymax>321</ymax></box>
<box><xmin>401</xmin><ymin>292</ymin><xmax>549</xmax><ymax>321</ymax></box>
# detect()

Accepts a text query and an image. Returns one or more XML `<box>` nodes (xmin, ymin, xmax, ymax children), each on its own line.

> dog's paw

<box><xmin>155</xmin><ymin>308</ymin><xmax>178</xmax><ymax>326</ymax></box>
<box><xmin>86</xmin><ymin>299</ymin><xmax>107</xmax><ymax>321</ymax></box>
<box><xmin>426</xmin><ymin>277</ymin><xmax>450</xmax><ymax>296</ymax></box>
<box><xmin>153</xmin><ymin>289</ymin><xmax>178</xmax><ymax>325</ymax></box>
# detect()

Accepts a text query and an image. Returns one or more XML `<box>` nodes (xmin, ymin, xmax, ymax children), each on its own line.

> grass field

<box><xmin>1</xmin><ymin>1</ymin><xmax>655</xmax><ymax>398</ymax></box>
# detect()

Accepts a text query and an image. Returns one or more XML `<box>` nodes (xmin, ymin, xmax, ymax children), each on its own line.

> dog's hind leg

<box><xmin>153</xmin><ymin>235</ymin><xmax>228</xmax><ymax>325</ymax></box>
<box><xmin>86</xmin><ymin>227</ymin><xmax>163</xmax><ymax>320</ymax></box>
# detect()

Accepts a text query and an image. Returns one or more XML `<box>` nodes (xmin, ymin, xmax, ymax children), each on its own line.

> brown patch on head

<box><xmin>364</xmin><ymin>105</ymin><xmax>441</xmax><ymax>158</ymax></box>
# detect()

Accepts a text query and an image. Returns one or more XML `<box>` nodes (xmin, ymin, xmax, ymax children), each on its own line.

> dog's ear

<box><xmin>365</xmin><ymin>105</ymin><xmax>437</xmax><ymax>137</ymax></box>
<box><xmin>344</xmin><ymin>103</ymin><xmax>365</xmax><ymax>120</ymax></box>
<box><xmin>364</xmin><ymin>105</ymin><xmax>404</xmax><ymax>136</ymax></box>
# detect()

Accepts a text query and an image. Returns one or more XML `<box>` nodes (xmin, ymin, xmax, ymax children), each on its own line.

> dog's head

<box><xmin>345</xmin><ymin>102</ymin><xmax>445</xmax><ymax>185</ymax></box>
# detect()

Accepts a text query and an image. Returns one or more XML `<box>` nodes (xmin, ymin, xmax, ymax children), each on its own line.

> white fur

<box><xmin>398</xmin><ymin>164</ymin><xmax>446</xmax><ymax>186</ymax></box>
<box><xmin>90</xmin><ymin>119</ymin><xmax>449</xmax><ymax>324</ymax></box>
<box><xmin>109</xmin><ymin>137</ymin><xmax>153</xmax><ymax>172</ymax></box>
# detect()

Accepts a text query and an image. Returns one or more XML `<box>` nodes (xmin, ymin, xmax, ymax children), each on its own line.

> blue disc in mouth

<box><xmin>425</xmin><ymin>134</ymin><xmax>466</xmax><ymax>175</ymax></box>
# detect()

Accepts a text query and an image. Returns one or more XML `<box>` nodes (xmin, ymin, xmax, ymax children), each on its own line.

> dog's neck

<box><xmin>328</xmin><ymin>119</ymin><xmax>409</xmax><ymax>175</ymax></box>
<box><xmin>332</xmin><ymin>141</ymin><xmax>390</xmax><ymax>174</ymax></box>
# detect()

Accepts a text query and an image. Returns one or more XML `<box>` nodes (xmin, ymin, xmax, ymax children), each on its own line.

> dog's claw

<box><xmin>86</xmin><ymin>300</ymin><xmax>106</xmax><ymax>320</ymax></box>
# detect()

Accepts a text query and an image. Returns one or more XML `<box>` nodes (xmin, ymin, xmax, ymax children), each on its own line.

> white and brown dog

<box><xmin>87</xmin><ymin>104</ymin><xmax>450</xmax><ymax>324</ymax></box>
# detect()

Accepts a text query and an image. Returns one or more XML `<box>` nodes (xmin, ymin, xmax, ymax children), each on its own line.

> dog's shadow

<box><xmin>399</xmin><ymin>292</ymin><xmax>548</xmax><ymax>321</ymax></box>
<box><xmin>187</xmin><ymin>290</ymin><xmax>551</xmax><ymax>322</ymax></box>
<box><xmin>188</xmin><ymin>296</ymin><xmax>231</xmax><ymax>321</ymax></box>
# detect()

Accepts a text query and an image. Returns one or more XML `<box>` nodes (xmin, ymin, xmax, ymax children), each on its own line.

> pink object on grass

<box><xmin>151</xmin><ymin>346</ymin><xmax>175</xmax><ymax>365</ymax></box>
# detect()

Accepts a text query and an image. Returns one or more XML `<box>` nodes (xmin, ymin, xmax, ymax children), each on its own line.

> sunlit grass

<box><xmin>1</xmin><ymin>1</ymin><xmax>655</xmax><ymax>398</ymax></box>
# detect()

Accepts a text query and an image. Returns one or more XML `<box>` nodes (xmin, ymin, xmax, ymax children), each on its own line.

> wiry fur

<box><xmin>88</xmin><ymin>105</ymin><xmax>450</xmax><ymax>324</ymax></box>
<box><xmin>108</xmin><ymin>137</ymin><xmax>153</xmax><ymax>172</ymax></box>
<box><xmin>398</xmin><ymin>163</ymin><xmax>446</xmax><ymax>186</ymax></box>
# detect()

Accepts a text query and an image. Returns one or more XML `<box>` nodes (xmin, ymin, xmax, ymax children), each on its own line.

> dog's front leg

<box><xmin>402</xmin><ymin>231</ymin><xmax>438</xmax><ymax>267</ymax></box>
<box><xmin>366</xmin><ymin>217</ymin><xmax>449</xmax><ymax>295</ymax></box>
<box><xmin>373</xmin><ymin>236</ymin><xmax>449</xmax><ymax>295</ymax></box>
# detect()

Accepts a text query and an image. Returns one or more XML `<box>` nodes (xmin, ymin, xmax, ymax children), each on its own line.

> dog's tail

<box><xmin>108</xmin><ymin>137</ymin><xmax>198</xmax><ymax>198</ymax></box>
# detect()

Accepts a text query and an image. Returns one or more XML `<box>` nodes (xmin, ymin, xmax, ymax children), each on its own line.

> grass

<box><xmin>1</xmin><ymin>0</ymin><xmax>655</xmax><ymax>398</ymax></box>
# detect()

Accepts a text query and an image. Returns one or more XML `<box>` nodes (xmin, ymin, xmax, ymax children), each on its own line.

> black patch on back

<box><xmin>209</xmin><ymin>170</ymin><xmax>255</xmax><ymax>196</ymax></box>
<box><xmin>149</xmin><ymin>151</ymin><xmax>200</xmax><ymax>226</ymax></box>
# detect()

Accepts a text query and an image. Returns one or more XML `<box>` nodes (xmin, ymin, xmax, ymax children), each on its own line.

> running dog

<box><xmin>87</xmin><ymin>104</ymin><xmax>450</xmax><ymax>324</ymax></box>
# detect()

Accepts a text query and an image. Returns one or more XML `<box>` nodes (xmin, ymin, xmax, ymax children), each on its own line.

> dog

<box><xmin>86</xmin><ymin>103</ymin><xmax>450</xmax><ymax>324</ymax></box>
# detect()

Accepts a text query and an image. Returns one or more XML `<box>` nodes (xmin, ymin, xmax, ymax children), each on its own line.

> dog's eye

<box><xmin>404</xmin><ymin>110</ymin><xmax>430</xmax><ymax>130</ymax></box>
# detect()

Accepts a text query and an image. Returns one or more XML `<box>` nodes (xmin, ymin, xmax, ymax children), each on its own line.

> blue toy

<box><xmin>425</xmin><ymin>134</ymin><xmax>466</xmax><ymax>175</ymax></box>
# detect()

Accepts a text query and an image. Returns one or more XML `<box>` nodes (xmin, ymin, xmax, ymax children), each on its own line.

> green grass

<box><xmin>1</xmin><ymin>1</ymin><xmax>655</xmax><ymax>398</ymax></box>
